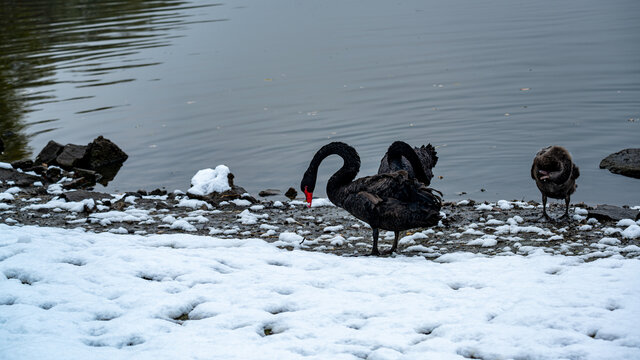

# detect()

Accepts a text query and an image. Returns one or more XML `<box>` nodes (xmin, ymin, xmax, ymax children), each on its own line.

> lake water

<box><xmin>1</xmin><ymin>0</ymin><xmax>639</xmax><ymax>205</ymax></box>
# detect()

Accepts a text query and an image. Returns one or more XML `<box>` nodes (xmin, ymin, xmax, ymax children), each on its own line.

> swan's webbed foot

<box><xmin>537</xmin><ymin>213</ymin><xmax>556</xmax><ymax>223</ymax></box>
<box><xmin>558</xmin><ymin>213</ymin><xmax>572</xmax><ymax>222</ymax></box>
<box><xmin>559</xmin><ymin>197</ymin><xmax>572</xmax><ymax>222</ymax></box>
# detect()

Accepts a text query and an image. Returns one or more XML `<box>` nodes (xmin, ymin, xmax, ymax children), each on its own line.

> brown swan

<box><xmin>531</xmin><ymin>145</ymin><xmax>580</xmax><ymax>221</ymax></box>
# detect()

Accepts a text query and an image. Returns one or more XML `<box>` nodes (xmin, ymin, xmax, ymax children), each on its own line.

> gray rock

<box><xmin>35</xmin><ymin>140</ymin><xmax>65</xmax><ymax>165</ymax></box>
<box><xmin>56</xmin><ymin>144</ymin><xmax>88</xmax><ymax>169</ymax></box>
<box><xmin>82</xmin><ymin>136</ymin><xmax>128</xmax><ymax>169</ymax></box>
<box><xmin>600</xmin><ymin>148</ymin><xmax>640</xmax><ymax>179</ymax></box>
<box><xmin>187</xmin><ymin>172</ymin><xmax>257</xmax><ymax>205</ymax></box>
<box><xmin>588</xmin><ymin>205</ymin><xmax>640</xmax><ymax>222</ymax></box>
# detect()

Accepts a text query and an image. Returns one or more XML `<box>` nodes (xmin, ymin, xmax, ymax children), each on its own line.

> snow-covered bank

<box><xmin>1</xmin><ymin>224</ymin><xmax>639</xmax><ymax>360</ymax></box>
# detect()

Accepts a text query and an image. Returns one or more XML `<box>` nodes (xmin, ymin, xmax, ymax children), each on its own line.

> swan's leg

<box><xmin>559</xmin><ymin>195</ymin><xmax>571</xmax><ymax>221</ymax></box>
<box><xmin>383</xmin><ymin>231</ymin><xmax>400</xmax><ymax>255</ymax></box>
<box><xmin>538</xmin><ymin>194</ymin><xmax>553</xmax><ymax>222</ymax></box>
<box><xmin>370</xmin><ymin>228</ymin><xmax>380</xmax><ymax>256</ymax></box>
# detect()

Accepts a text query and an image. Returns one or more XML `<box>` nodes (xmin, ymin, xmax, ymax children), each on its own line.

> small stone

<box><xmin>285</xmin><ymin>187</ymin><xmax>297</xmax><ymax>200</ymax></box>
<box><xmin>149</xmin><ymin>188</ymin><xmax>167</xmax><ymax>196</ymax></box>
<box><xmin>259</xmin><ymin>189</ymin><xmax>281</xmax><ymax>197</ymax></box>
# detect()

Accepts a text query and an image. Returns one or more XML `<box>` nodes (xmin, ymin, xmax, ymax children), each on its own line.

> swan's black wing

<box><xmin>571</xmin><ymin>163</ymin><xmax>580</xmax><ymax>180</ymax></box>
<box><xmin>336</xmin><ymin>171</ymin><xmax>441</xmax><ymax>230</ymax></box>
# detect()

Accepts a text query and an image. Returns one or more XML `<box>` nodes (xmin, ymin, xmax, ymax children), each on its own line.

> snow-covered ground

<box><xmin>1</xmin><ymin>224</ymin><xmax>639</xmax><ymax>360</ymax></box>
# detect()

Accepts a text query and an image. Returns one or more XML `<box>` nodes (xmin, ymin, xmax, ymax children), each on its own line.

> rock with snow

<box><xmin>187</xmin><ymin>166</ymin><xmax>256</xmax><ymax>205</ymax></box>
<box><xmin>188</xmin><ymin>165</ymin><xmax>232</xmax><ymax>195</ymax></box>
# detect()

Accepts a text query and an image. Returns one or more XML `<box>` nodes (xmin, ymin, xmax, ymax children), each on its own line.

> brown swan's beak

<box><xmin>538</xmin><ymin>170</ymin><xmax>550</xmax><ymax>180</ymax></box>
<box><xmin>304</xmin><ymin>186</ymin><xmax>313</xmax><ymax>208</ymax></box>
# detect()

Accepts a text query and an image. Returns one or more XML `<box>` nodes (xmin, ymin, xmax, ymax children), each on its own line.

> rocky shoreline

<box><xmin>2</xmin><ymin>162</ymin><xmax>639</xmax><ymax>260</ymax></box>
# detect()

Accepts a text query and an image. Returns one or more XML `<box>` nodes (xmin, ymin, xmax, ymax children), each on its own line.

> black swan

<box><xmin>531</xmin><ymin>145</ymin><xmax>580</xmax><ymax>221</ymax></box>
<box><xmin>300</xmin><ymin>141</ymin><xmax>442</xmax><ymax>255</ymax></box>
<box><xmin>378</xmin><ymin>142</ymin><xmax>438</xmax><ymax>185</ymax></box>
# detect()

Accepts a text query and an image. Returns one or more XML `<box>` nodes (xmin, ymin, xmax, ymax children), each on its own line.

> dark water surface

<box><xmin>1</xmin><ymin>0</ymin><xmax>639</xmax><ymax>204</ymax></box>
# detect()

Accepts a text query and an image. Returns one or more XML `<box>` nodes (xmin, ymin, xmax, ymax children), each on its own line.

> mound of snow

<box><xmin>187</xmin><ymin>165</ymin><xmax>231</xmax><ymax>196</ymax></box>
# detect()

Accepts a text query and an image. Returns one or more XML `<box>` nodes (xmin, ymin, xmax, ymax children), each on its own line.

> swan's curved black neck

<box><xmin>301</xmin><ymin>142</ymin><xmax>360</xmax><ymax>202</ymax></box>
<box><xmin>385</xmin><ymin>141</ymin><xmax>430</xmax><ymax>184</ymax></box>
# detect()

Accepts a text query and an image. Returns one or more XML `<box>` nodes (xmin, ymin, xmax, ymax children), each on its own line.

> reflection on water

<box><xmin>0</xmin><ymin>0</ymin><xmax>219</xmax><ymax>159</ymax></box>
<box><xmin>1</xmin><ymin>0</ymin><xmax>639</xmax><ymax>205</ymax></box>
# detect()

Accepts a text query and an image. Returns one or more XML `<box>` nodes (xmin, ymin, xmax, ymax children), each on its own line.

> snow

<box><xmin>466</xmin><ymin>235</ymin><xmax>498</xmax><ymax>247</ymax></box>
<box><xmin>176</xmin><ymin>198</ymin><xmax>212</xmax><ymax>210</ymax></box>
<box><xmin>289</xmin><ymin>198</ymin><xmax>334</xmax><ymax>207</ymax></box>
<box><xmin>187</xmin><ymin>165</ymin><xmax>231</xmax><ymax>196</ymax></box>
<box><xmin>5</xmin><ymin>187</ymin><xmax>21</xmax><ymax>194</ymax></box>
<box><xmin>230</xmin><ymin>199</ymin><xmax>251</xmax><ymax>207</ymax></box>
<box><xmin>475</xmin><ymin>203</ymin><xmax>493</xmax><ymax>211</ymax></box>
<box><xmin>621</xmin><ymin>224</ymin><xmax>640</xmax><ymax>239</ymax></box>
<box><xmin>22</xmin><ymin>198</ymin><xmax>95</xmax><ymax>213</ymax></box>
<box><xmin>88</xmin><ymin>209</ymin><xmax>152</xmax><ymax>226</ymax></box>
<box><xmin>237</xmin><ymin>209</ymin><xmax>268</xmax><ymax>225</ymax></box>
<box><xmin>329</xmin><ymin>235</ymin><xmax>346</xmax><ymax>246</ymax></box>
<box><xmin>575</xmin><ymin>208</ymin><xmax>588</xmax><ymax>215</ymax></box>
<box><xmin>323</xmin><ymin>225</ymin><xmax>344</xmax><ymax>233</ymax></box>
<box><xmin>169</xmin><ymin>219</ymin><xmax>197</xmax><ymax>232</ymax></box>
<box><xmin>599</xmin><ymin>237</ymin><xmax>621</xmax><ymax>246</ymax></box>
<box><xmin>497</xmin><ymin>200</ymin><xmax>513</xmax><ymax>210</ymax></box>
<box><xmin>0</xmin><ymin>225</ymin><xmax>639</xmax><ymax>359</ymax></box>
<box><xmin>276</xmin><ymin>231</ymin><xmax>303</xmax><ymax>248</ymax></box>
<box><xmin>0</xmin><ymin>162</ymin><xmax>12</xmax><ymax>169</ymax></box>
<box><xmin>617</xmin><ymin>219</ymin><xmax>638</xmax><ymax>227</ymax></box>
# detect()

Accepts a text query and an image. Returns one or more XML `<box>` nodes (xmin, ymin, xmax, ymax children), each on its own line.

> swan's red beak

<box><xmin>304</xmin><ymin>186</ymin><xmax>313</xmax><ymax>208</ymax></box>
